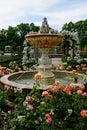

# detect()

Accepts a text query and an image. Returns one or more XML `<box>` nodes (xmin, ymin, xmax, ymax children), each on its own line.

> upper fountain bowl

<box><xmin>26</xmin><ymin>17</ymin><xmax>63</xmax><ymax>48</ymax></box>
<box><xmin>26</xmin><ymin>33</ymin><xmax>63</xmax><ymax>48</ymax></box>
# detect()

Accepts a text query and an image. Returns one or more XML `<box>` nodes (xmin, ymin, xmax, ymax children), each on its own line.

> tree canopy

<box><xmin>0</xmin><ymin>19</ymin><xmax>87</xmax><ymax>52</ymax></box>
<box><xmin>62</xmin><ymin>19</ymin><xmax>87</xmax><ymax>50</ymax></box>
<box><xmin>0</xmin><ymin>23</ymin><xmax>40</xmax><ymax>51</ymax></box>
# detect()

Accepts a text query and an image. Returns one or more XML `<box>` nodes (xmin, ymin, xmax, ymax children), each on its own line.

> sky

<box><xmin>0</xmin><ymin>0</ymin><xmax>87</xmax><ymax>31</ymax></box>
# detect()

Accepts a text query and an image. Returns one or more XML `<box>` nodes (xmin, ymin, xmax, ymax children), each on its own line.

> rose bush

<box><xmin>64</xmin><ymin>63</ymin><xmax>87</xmax><ymax>75</ymax></box>
<box><xmin>0</xmin><ymin>81</ymin><xmax>86</xmax><ymax>130</ymax></box>
<box><xmin>0</xmin><ymin>67</ymin><xmax>87</xmax><ymax>130</ymax></box>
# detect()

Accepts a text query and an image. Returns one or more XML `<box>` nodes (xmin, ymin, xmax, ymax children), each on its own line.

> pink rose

<box><xmin>42</xmin><ymin>91</ymin><xmax>49</xmax><ymax>97</ymax></box>
<box><xmin>46</xmin><ymin>117</ymin><xmax>52</xmax><ymax>124</ymax></box>
<box><xmin>82</xmin><ymin>92</ymin><xmax>87</xmax><ymax>97</ymax></box>
<box><xmin>4</xmin><ymin>84</ymin><xmax>10</xmax><ymax>90</ymax></box>
<box><xmin>82</xmin><ymin>67</ymin><xmax>87</xmax><ymax>71</ymax></box>
<box><xmin>77</xmin><ymin>90</ymin><xmax>82</xmax><ymax>95</ymax></box>
<box><xmin>26</xmin><ymin>95</ymin><xmax>32</xmax><ymax>101</ymax></box>
<box><xmin>45</xmin><ymin>113</ymin><xmax>51</xmax><ymax>118</ymax></box>
<box><xmin>27</xmin><ymin>104</ymin><xmax>34</xmax><ymax>110</ymax></box>
<box><xmin>52</xmin><ymin>85</ymin><xmax>59</xmax><ymax>93</ymax></box>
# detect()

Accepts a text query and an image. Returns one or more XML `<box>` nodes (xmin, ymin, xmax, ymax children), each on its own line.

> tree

<box><xmin>16</xmin><ymin>23</ymin><xmax>30</xmax><ymax>46</ymax></box>
<box><xmin>0</xmin><ymin>29</ymin><xmax>7</xmax><ymax>51</ymax></box>
<box><xmin>62</xmin><ymin>21</ymin><xmax>74</xmax><ymax>31</ymax></box>
<box><xmin>0</xmin><ymin>23</ymin><xmax>40</xmax><ymax>53</ymax></box>
<box><xmin>62</xmin><ymin>19</ymin><xmax>87</xmax><ymax>50</ymax></box>
<box><xmin>30</xmin><ymin>23</ymin><xmax>40</xmax><ymax>32</ymax></box>
<box><xmin>6</xmin><ymin>26</ymin><xmax>19</xmax><ymax>53</ymax></box>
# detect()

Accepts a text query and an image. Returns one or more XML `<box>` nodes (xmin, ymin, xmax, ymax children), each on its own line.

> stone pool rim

<box><xmin>0</xmin><ymin>70</ymin><xmax>87</xmax><ymax>90</ymax></box>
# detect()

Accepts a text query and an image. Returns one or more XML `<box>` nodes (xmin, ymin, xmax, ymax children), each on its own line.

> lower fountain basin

<box><xmin>0</xmin><ymin>71</ymin><xmax>87</xmax><ymax>90</ymax></box>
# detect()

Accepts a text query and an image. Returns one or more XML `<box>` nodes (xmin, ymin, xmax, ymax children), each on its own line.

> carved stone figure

<box><xmin>40</xmin><ymin>17</ymin><xmax>49</xmax><ymax>33</ymax></box>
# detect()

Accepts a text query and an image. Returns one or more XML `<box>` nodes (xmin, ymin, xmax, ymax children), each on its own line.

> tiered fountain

<box><xmin>26</xmin><ymin>17</ymin><xmax>63</xmax><ymax>85</ymax></box>
<box><xmin>0</xmin><ymin>18</ymin><xmax>86</xmax><ymax>90</ymax></box>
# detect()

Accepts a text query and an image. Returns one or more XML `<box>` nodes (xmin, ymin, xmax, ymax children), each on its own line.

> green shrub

<box><xmin>0</xmin><ymin>82</ymin><xmax>87</xmax><ymax>130</ymax></box>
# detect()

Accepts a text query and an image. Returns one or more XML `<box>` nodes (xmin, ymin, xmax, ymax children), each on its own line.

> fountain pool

<box><xmin>0</xmin><ymin>70</ymin><xmax>86</xmax><ymax>90</ymax></box>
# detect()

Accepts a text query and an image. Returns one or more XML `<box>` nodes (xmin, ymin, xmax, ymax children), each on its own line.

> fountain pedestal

<box><xmin>38</xmin><ymin>48</ymin><xmax>55</xmax><ymax>85</ymax></box>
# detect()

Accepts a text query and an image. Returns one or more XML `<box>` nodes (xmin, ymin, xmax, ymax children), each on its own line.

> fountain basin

<box><xmin>0</xmin><ymin>71</ymin><xmax>86</xmax><ymax>90</ymax></box>
<box><xmin>26</xmin><ymin>34</ymin><xmax>63</xmax><ymax>48</ymax></box>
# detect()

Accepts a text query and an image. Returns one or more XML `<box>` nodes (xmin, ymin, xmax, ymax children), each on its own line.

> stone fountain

<box><xmin>26</xmin><ymin>17</ymin><xmax>63</xmax><ymax>85</ymax></box>
<box><xmin>0</xmin><ymin>18</ymin><xmax>86</xmax><ymax>90</ymax></box>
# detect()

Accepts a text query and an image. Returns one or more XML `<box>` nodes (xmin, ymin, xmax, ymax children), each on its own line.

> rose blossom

<box><xmin>27</xmin><ymin>104</ymin><xmax>34</xmax><ymax>110</ymax></box>
<box><xmin>82</xmin><ymin>92</ymin><xmax>87</xmax><ymax>97</ymax></box>
<box><xmin>72</xmin><ymin>70</ymin><xmax>77</xmax><ymax>74</ymax></box>
<box><xmin>34</xmin><ymin>74</ymin><xmax>41</xmax><ymax>81</ymax></box>
<box><xmin>4</xmin><ymin>84</ymin><xmax>10</xmax><ymax>90</ymax></box>
<box><xmin>45</xmin><ymin>113</ymin><xmax>52</xmax><ymax>124</ymax></box>
<box><xmin>42</xmin><ymin>91</ymin><xmax>49</xmax><ymax>97</ymax></box>
<box><xmin>77</xmin><ymin>90</ymin><xmax>82</xmax><ymax>95</ymax></box>
<box><xmin>76</xmin><ymin>65</ymin><xmax>80</xmax><ymax>70</ymax></box>
<box><xmin>82</xmin><ymin>67</ymin><xmax>87</xmax><ymax>71</ymax></box>
<box><xmin>46</xmin><ymin>117</ymin><xmax>52</xmax><ymax>124</ymax></box>
<box><xmin>23</xmin><ymin>101</ymin><xmax>28</xmax><ymax>106</ymax></box>
<box><xmin>79</xmin><ymin>85</ymin><xmax>85</xmax><ymax>91</ymax></box>
<box><xmin>52</xmin><ymin>85</ymin><xmax>59</xmax><ymax>93</ymax></box>
<box><xmin>45</xmin><ymin>113</ymin><xmax>51</xmax><ymax>118</ymax></box>
<box><xmin>26</xmin><ymin>95</ymin><xmax>32</xmax><ymax>102</ymax></box>
<box><xmin>80</xmin><ymin>110</ymin><xmax>87</xmax><ymax>118</ymax></box>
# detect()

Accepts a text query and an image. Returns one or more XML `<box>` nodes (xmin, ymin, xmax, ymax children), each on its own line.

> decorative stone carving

<box><xmin>39</xmin><ymin>17</ymin><xmax>49</xmax><ymax>33</ymax></box>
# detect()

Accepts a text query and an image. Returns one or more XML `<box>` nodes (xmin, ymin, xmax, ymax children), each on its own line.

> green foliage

<box><xmin>0</xmin><ymin>83</ymin><xmax>87</xmax><ymax>130</ymax></box>
<box><xmin>61</xmin><ymin>55</ymin><xmax>67</xmax><ymax>62</ymax></box>
<box><xmin>62</xmin><ymin>19</ymin><xmax>87</xmax><ymax>50</ymax></box>
<box><xmin>0</xmin><ymin>22</ymin><xmax>40</xmax><ymax>53</ymax></box>
<box><xmin>0</xmin><ymin>29</ymin><xmax>7</xmax><ymax>51</ymax></box>
<box><xmin>67</xmin><ymin>59</ymin><xmax>78</xmax><ymax>69</ymax></box>
<box><xmin>0</xmin><ymin>55</ymin><xmax>22</xmax><ymax>68</ymax></box>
